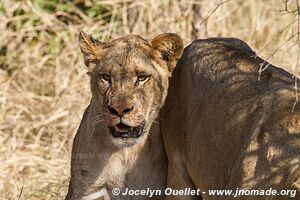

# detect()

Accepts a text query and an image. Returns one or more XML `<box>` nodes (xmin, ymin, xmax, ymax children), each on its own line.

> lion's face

<box><xmin>79</xmin><ymin>31</ymin><xmax>183</xmax><ymax>147</ymax></box>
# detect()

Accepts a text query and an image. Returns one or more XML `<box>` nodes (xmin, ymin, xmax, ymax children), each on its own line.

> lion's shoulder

<box><xmin>189</xmin><ymin>37</ymin><xmax>255</xmax><ymax>56</ymax></box>
<box><xmin>177</xmin><ymin>37</ymin><xmax>294</xmax><ymax>84</ymax></box>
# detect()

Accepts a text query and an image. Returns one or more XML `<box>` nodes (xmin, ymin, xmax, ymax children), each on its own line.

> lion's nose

<box><xmin>108</xmin><ymin>105</ymin><xmax>134</xmax><ymax>117</ymax></box>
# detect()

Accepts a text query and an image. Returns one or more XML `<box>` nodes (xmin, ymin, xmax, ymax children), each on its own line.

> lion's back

<box><xmin>162</xmin><ymin>37</ymin><xmax>300</xmax><ymax>194</ymax></box>
<box><xmin>169</xmin><ymin>37</ymin><xmax>298</xmax><ymax>111</ymax></box>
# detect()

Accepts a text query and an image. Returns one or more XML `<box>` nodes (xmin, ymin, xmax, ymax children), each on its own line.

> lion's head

<box><xmin>79</xmin><ymin>31</ymin><xmax>183</xmax><ymax>147</ymax></box>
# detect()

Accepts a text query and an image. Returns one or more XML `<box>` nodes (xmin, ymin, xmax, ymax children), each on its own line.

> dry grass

<box><xmin>0</xmin><ymin>0</ymin><xmax>300</xmax><ymax>199</ymax></box>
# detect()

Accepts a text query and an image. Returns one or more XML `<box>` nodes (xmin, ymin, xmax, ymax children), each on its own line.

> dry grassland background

<box><xmin>1</xmin><ymin>0</ymin><xmax>300</xmax><ymax>199</ymax></box>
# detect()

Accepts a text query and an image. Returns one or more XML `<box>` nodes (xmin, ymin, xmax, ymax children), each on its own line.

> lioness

<box><xmin>65</xmin><ymin>31</ymin><xmax>183</xmax><ymax>200</ymax></box>
<box><xmin>161</xmin><ymin>38</ymin><xmax>300</xmax><ymax>200</ymax></box>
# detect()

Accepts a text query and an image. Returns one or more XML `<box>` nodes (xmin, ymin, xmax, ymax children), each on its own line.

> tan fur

<box><xmin>161</xmin><ymin>38</ymin><xmax>300</xmax><ymax>200</ymax></box>
<box><xmin>65</xmin><ymin>31</ymin><xmax>183</xmax><ymax>200</ymax></box>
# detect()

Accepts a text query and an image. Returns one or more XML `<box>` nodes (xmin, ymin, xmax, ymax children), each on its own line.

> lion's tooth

<box><xmin>115</xmin><ymin>126</ymin><xmax>120</xmax><ymax>132</ymax></box>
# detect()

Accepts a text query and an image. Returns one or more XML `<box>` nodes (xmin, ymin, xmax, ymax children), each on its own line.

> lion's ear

<box><xmin>151</xmin><ymin>33</ymin><xmax>184</xmax><ymax>73</ymax></box>
<box><xmin>79</xmin><ymin>30</ymin><xmax>107</xmax><ymax>72</ymax></box>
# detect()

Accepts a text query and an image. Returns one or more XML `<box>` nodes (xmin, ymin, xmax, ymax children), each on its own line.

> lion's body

<box><xmin>161</xmin><ymin>38</ymin><xmax>300</xmax><ymax>200</ymax></box>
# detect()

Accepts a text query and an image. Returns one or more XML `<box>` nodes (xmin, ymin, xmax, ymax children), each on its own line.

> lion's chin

<box><xmin>110</xmin><ymin>137</ymin><xmax>145</xmax><ymax>148</ymax></box>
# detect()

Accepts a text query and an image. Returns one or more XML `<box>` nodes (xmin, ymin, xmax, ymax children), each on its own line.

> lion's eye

<box><xmin>137</xmin><ymin>75</ymin><xmax>149</xmax><ymax>82</ymax></box>
<box><xmin>100</xmin><ymin>74</ymin><xmax>111</xmax><ymax>82</ymax></box>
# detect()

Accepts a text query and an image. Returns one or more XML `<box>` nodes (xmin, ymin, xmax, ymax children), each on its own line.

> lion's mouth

<box><xmin>110</xmin><ymin>122</ymin><xmax>145</xmax><ymax>138</ymax></box>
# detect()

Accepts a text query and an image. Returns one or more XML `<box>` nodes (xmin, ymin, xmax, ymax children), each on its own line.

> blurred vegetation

<box><xmin>1</xmin><ymin>0</ymin><xmax>113</xmax><ymax>66</ymax></box>
<box><xmin>32</xmin><ymin>0</ymin><xmax>111</xmax><ymax>21</ymax></box>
